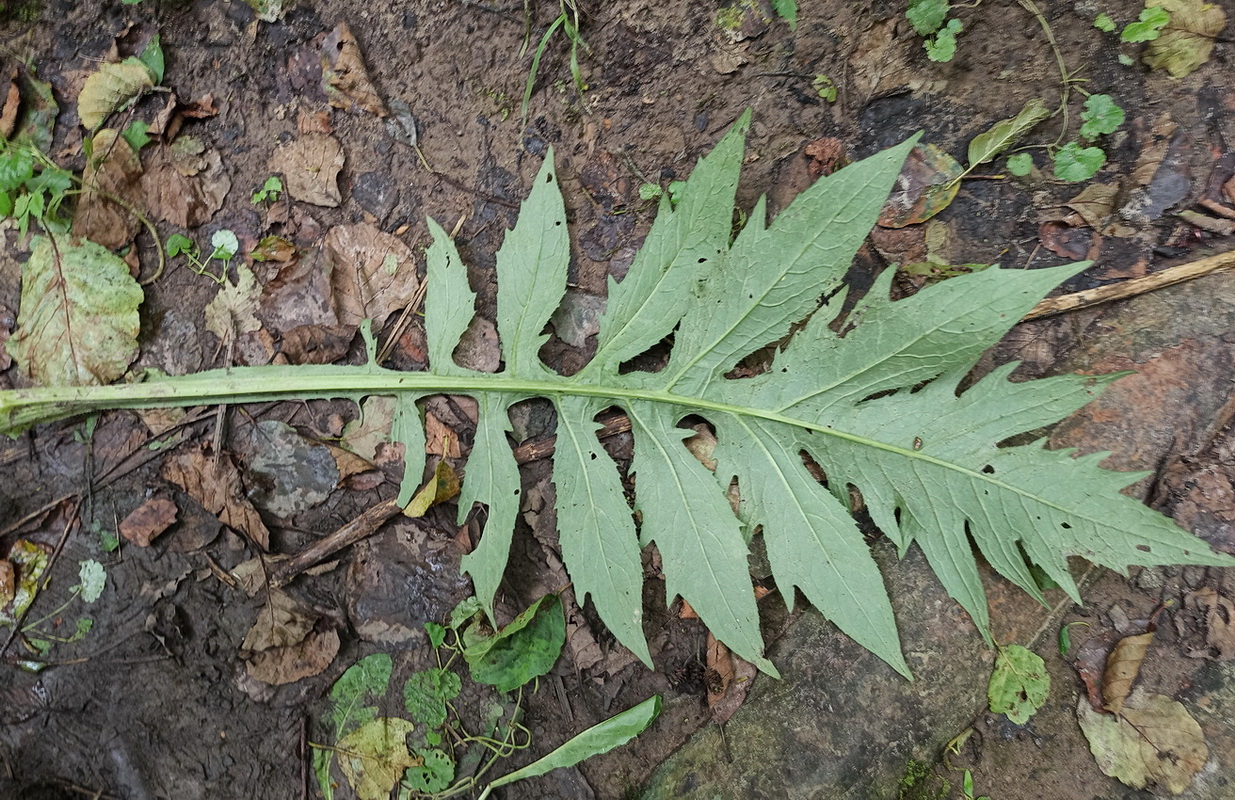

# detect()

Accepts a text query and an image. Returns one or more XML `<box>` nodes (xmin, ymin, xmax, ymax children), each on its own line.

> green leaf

<box><xmin>464</xmin><ymin>594</ymin><xmax>565</xmax><ymax>692</ymax></box>
<box><xmin>328</xmin><ymin>654</ymin><xmax>392</xmax><ymax>734</ymax></box>
<box><xmin>1122</xmin><ymin>5</ymin><xmax>1171</xmax><ymax>41</ymax></box>
<box><xmin>907</xmin><ymin>0</ymin><xmax>950</xmax><ymax>36</ymax></box>
<box><xmin>1053</xmin><ymin>142</ymin><xmax>1106</xmax><ymax>182</ymax></box>
<box><xmin>487</xmin><ymin>696</ymin><xmax>661</xmax><ymax>790</ymax></box>
<box><xmin>988</xmin><ymin>644</ymin><xmax>1050</xmax><ymax>724</ymax></box>
<box><xmin>404</xmin><ymin>748</ymin><xmax>454</xmax><ymax>794</ymax></box>
<box><xmin>120</xmin><ymin>120</ymin><xmax>152</xmax><ymax>152</ymax></box>
<box><xmin>77</xmin><ymin>559</ymin><xmax>105</xmax><ymax>603</ymax></box>
<box><xmin>1</xmin><ymin>540</ymin><xmax>49</xmax><ymax>626</ymax></box>
<box><xmin>4</xmin><ymin>115</ymin><xmax>1233</xmax><ymax>683</ymax></box>
<box><xmin>925</xmin><ymin>18</ymin><xmax>962</xmax><ymax>62</ymax></box>
<box><xmin>966</xmin><ymin>99</ymin><xmax>1051</xmax><ymax>169</ymax></box>
<box><xmin>770</xmin><ymin>0</ymin><xmax>797</xmax><ymax>29</ymax></box>
<box><xmin>1006</xmin><ymin>153</ymin><xmax>1033</xmax><ymax>176</ymax></box>
<box><xmin>210</xmin><ymin>229</ymin><xmax>239</xmax><ymax>261</ymax></box>
<box><xmin>1079</xmin><ymin>94</ymin><xmax>1125</xmax><ymax>140</ymax></box>
<box><xmin>7</xmin><ymin>234</ymin><xmax>143</xmax><ymax>387</ymax></box>
<box><xmin>313</xmin><ymin>749</ymin><xmax>336</xmax><ymax>800</ymax></box>
<box><xmin>1094</xmin><ymin>13</ymin><xmax>1117</xmax><ymax>32</ymax></box>
<box><xmin>138</xmin><ymin>34</ymin><xmax>164</xmax><ymax>85</ymax></box>
<box><xmin>402</xmin><ymin>668</ymin><xmax>461</xmax><ymax>728</ymax></box>
<box><xmin>425</xmin><ymin>622</ymin><xmax>447</xmax><ymax>650</ymax></box>
<box><xmin>166</xmin><ymin>233</ymin><xmax>195</xmax><ymax>258</ymax></box>
<box><xmin>0</xmin><ymin>147</ymin><xmax>34</xmax><ymax>193</ymax></box>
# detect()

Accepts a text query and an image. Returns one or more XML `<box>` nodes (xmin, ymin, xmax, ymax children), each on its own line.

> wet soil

<box><xmin>3</xmin><ymin>0</ymin><xmax>1235</xmax><ymax>798</ymax></box>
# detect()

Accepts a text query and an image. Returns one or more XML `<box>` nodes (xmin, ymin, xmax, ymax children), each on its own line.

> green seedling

<box><xmin>1078</xmin><ymin>94</ymin><xmax>1125</xmax><ymax>140</ymax></box>
<box><xmin>961</xmin><ymin>769</ymin><xmax>991</xmax><ymax>800</ymax></box>
<box><xmin>1121</xmin><ymin>5</ymin><xmax>1169</xmax><ymax>42</ymax></box>
<box><xmin>519</xmin><ymin>0</ymin><xmax>589</xmax><ymax>134</ymax></box>
<box><xmin>166</xmin><ymin>229</ymin><xmax>240</xmax><ymax>284</ymax></box>
<box><xmin>812</xmin><ymin>74</ymin><xmax>837</xmax><ymax>103</ymax></box>
<box><xmin>1006</xmin><ymin>152</ymin><xmax>1033</xmax><ymax>176</ymax></box>
<box><xmin>251</xmin><ymin>175</ymin><xmax>283</xmax><ymax>204</ymax></box>
<box><xmin>1093</xmin><ymin>12</ymin><xmax>1116</xmax><ymax>32</ymax></box>
<box><xmin>906</xmin><ymin>0</ymin><xmax>969</xmax><ymax>63</ymax></box>
<box><xmin>313</xmin><ymin>596</ymin><xmax>658</xmax><ymax>800</ymax></box>
<box><xmin>637</xmin><ymin>180</ymin><xmax>687</xmax><ymax>207</ymax></box>
<box><xmin>1058</xmin><ymin>621</ymin><xmax>1090</xmax><ymax>656</ymax></box>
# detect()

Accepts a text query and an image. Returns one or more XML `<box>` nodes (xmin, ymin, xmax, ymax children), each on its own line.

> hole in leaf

<box><xmin>1060</xmin><ymin>522</ymin><xmax>1072</xmax><ymax>529</ymax></box>
<box><xmin>1137</xmin><ymin>545</ymin><xmax>1151</xmax><ymax>553</ymax></box>
<box><xmin>982</xmin><ymin>465</ymin><xmax>995</xmax><ymax>474</ymax></box>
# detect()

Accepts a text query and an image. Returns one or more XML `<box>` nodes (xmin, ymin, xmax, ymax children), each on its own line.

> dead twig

<box><xmin>269</xmin><ymin>498</ymin><xmax>402</xmax><ymax>587</ymax></box>
<box><xmin>1023</xmin><ymin>248</ymin><xmax>1235</xmax><ymax>321</ymax></box>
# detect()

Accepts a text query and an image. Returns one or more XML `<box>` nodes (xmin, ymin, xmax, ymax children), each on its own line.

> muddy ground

<box><xmin>2</xmin><ymin>0</ymin><xmax>1235</xmax><ymax>798</ymax></box>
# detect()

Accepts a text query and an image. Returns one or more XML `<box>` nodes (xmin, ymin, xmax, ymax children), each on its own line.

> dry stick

<box><xmin>269</xmin><ymin>498</ymin><xmax>403</xmax><ymax>588</ymax></box>
<box><xmin>1023</xmin><ymin>248</ymin><xmax>1235</xmax><ymax>321</ymax></box>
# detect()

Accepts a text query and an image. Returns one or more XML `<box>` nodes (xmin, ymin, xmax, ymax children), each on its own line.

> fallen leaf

<box><xmin>988</xmin><ymin>644</ymin><xmax>1050</xmax><ymax>724</ymax></box>
<box><xmin>251</xmin><ymin>235</ymin><xmax>296</xmax><ymax>263</ymax></box>
<box><xmin>551</xmin><ymin>290</ymin><xmax>605</xmax><ymax>348</ymax></box>
<box><xmin>877</xmin><ymin>143</ymin><xmax>962</xmax><ymax>228</ymax></box>
<box><xmin>0</xmin><ymin>560</ymin><xmax>14</xmax><ymax>607</ymax></box>
<box><xmin>119</xmin><ymin>498</ymin><xmax>178</xmax><ymax>546</ymax></box>
<box><xmin>454</xmin><ymin>316</ymin><xmax>500</xmax><ymax>372</ymax></box>
<box><xmin>1078</xmin><ymin>689</ymin><xmax>1208</xmax><ymax>794</ymax></box>
<box><xmin>161</xmin><ymin>443</ymin><xmax>271</xmax><ymax>549</ymax></box>
<box><xmin>342</xmin><ymin>396</ymin><xmax>397</xmax><ymax>461</ymax></box>
<box><xmin>77</xmin><ymin>58</ymin><xmax>155</xmax><ymax>130</ymax></box>
<box><xmin>279</xmin><ymin>323</ymin><xmax>355</xmax><ymax>364</ymax></box>
<box><xmin>269</xmin><ymin>133</ymin><xmax>344</xmax><ymax>207</ymax></box>
<box><xmin>403</xmin><ymin>459</ymin><xmax>460</xmax><ymax>517</ymax></box>
<box><xmin>241</xmin><ymin>0</ymin><xmax>292</xmax><ymax>22</ymax></box>
<box><xmin>241</xmin><ymin>588</ymin><xmax>339</xmax><ymax>685</ymax></box>
<box><xmin>1039</xmin><ymin>218</ymin><xmax>1100</xmax><ymax>261</ymax></box>
<box><xmin>804</xmin><ymin>137</ymin><xmax>849</xmax><ymax>179</ymax></box>
<box><xmin>205</xmin><ymin>265</ymin><xmax>262</xmax><ymax>346</ymax></box>
<box><xmin>234</xmin><ymin>420</ymin><xmax>339</xmax><ymax>519</ymax></box>
<box><xmin>1066</xmin><ymin>183</ymin><xmax>1121</xmax><ymax>229</ymax></box>
<box><xmin>257</xmin><ymin>248</ymin><xmax>339</xmax><ymax>334</ymax></box>
<box><xmin>0</xmin><ymin>71</ymin><xmax>20</xmax><ymax>139</ymax></box>
<box><xmin>966</xmin><ymin>98</ymin><xmax>1051</xmax><ymax>169</ymax></box>
<box><xmin>1103</xmin><ymin>630</ymin><xmax>1154</xmax><ymax>714</ymax></box>
<box><xmin>1144</xmin><ymin>0</ymin><xmax>1226</xmax><ymax>78</ymax></box>
<box><xmin>706</xmin><ymin>633</ymin><xmax>757</xmax><ymax>724</ymax></box>
<box><xmin>72</xmin><ymin>129</ymin><xmax>145</xmax><ymax>250</ymax></box>
<box><xmin>324</xmin><ymin>223</ymin><xmax>419</xmax><ymax>327</ymax></box>
<box><xmin>337</xmin><ymin>718</ymin><xmax>422</xmax><ymax>800</ymax></box>
<box><xmin>1182</xmin><ymin>588</ymin><xmax>1235</xmax><ymax>660</ymax></box>
<box><xmin>321</xmin><ymin>23</ymin><xmax>387</xmax><ymax>117</ymax></box>
<box><xmin>13</xmin><ymin>71</ymin><xmax>57</xmax><ymax>152</ymax></box>
<box><xmin>0</xmin><ymin>540</ymin><xmax>50</xmax><ymax>626</ymax></box>
<box><xmin>847</xmin><ymin>18</ymin><xmax>914</xmax><ymax>103</ymax></box>
<box><xmin>7</xmin><ymin>234</ymin><xmax>143</xmax><ymax>387</ymax></box>
<box><xmin>140</xmin><ymin>136</ymin><xmax>231</xmax><ymax>227</ymax></box>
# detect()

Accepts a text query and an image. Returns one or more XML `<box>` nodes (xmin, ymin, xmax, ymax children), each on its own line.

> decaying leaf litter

<box><xmin>2</xmin><ymin>0</ymin><xmax>1235</xmax><ymax>795</ymax></box>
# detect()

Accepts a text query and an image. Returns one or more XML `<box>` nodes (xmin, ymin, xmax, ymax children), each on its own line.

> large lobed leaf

<box><xmin>2</xmin><ymin>113</ymin><xmax>1231</xmax><ymax>678</ymax></box>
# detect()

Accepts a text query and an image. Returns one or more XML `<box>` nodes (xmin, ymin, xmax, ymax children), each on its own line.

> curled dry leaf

<box><xmin>161</xmin><ymin>443</ymin><xmax>271</xmax><ymax>549</ymax></box>
<box><xmin>324</xmin><ymin>222</ymin><xmax>419</xmax><ymax>327</ymax></box>
<box><xmin>321</xmin><ymin>23</ymin><xmax>387</xmax><ymax>117</ymax></box>
<box><xmin>279</xmin><ymin>323</ymin><xmax>355</xmax><ymax>364</ymax></box>
<box><xmin>1182</xmin><ymin>587</ymin><xmax>1235</xmax><ymax>660</ymax></box>
<box><xmin>72</xmin><ymin>129</ymin><xmax>145</xmax><ymax>250</ymax></box>
<box><xmin>0</xmin><ymin>70</ymin><xmax>19</xmax><ymax>139</ymax></box>
<box><xmin>403</xmin><ymin>459</ymin><xmax>460</xmax><ymax>518</ymax></box>
<box><xmin>140</xmin><ymin>136</ymin><xmax>231</xmax><ymax>227</ymax></box>
<box><xmin>119</xmin><ymin>497</ymin><xmax>178</xmax><ymax>547</ymax></box>
<box><xmin>1103</xmin><ymin>630</ymin><xmax>1154</xmax><ymax>714</ymax></box>
<box><xmin>7</xmin><ymin>234</ymin><xmax>143</xmax><ymax>387</ymax></box>
<box><xmin>269</xmin><ymin>133</ymin><xmax>344</xmax><ymax>207</ymax></box>
<box><xmin>1077</xmin><ymin>689</ymin><xmax>1208</xmax><ymax>794</ymax></box>
<box><xmin>706</xmin><ymin>633</ymin><xmax>757</xmax><ymax>724</ymax></box>
<box><xmin>1065</xmin><ymin>183</ymin><xmax>1121</xmax><ymax>230</ymax></box>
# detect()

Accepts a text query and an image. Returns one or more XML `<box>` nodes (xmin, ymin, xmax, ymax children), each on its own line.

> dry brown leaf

<box><xmin>140</xmin><ymin>136</ymin><xmax>231</xmax><ymax>227</ymax></box>
<box><xmin>119</xmin><ymin>497</ymin><xmax>178</xmax><ymax>547</ymax></box>
<box><xmin>424</xmin><ymin>412</ymin><xmax>463</xmax><ymax>459</ymax></box>
<box><xmin>204</xmin><ymin>266</ymin><xmax>262</xmax><ymax>346</ymax></box>
<box><xmin>161</xmin><ymin>443</ymin><xmax>271</xmax><ymax>549</ymax></box>
<box><xmin>241</xmin><ymin>588</ymin><xmax>338</xmax><ymax>685</ymax></box>
<box><xmin>1066</xmin><ymin>183</ymin><xmax>1120</xmax><ymax>229</ymax></box>
<box><xmin>455</xmin><ymin>316</ymin><xmax>500</xmax><ymax>372</ymax></box>
<box><xmin>268</xmin><ymin>133</ymin><xmax>344</xmax><ymax>207</ymax></box>
<box><xmin>1103</xmin><ymin>630</ymin><xmax>1154</xmax><ymax>714</ymax></box>
<box><xmin>1144</xmin><ymin>0</ymin><xmax>1226</xmax><ymax>78</ymax></box>
<box><xmin>136</xmin><ymin>407</ymin><xmax>189</xmax><ymax>436</ymax></box>
<box><xmin>847</xmin><ymin>18</ymin><xmax>914</xmax><ymax>103</ymax></box>
<box><xmin>321</xmin><ymin>23</ymin><xmax>387</xmax><ymax>117</ymax></box>
<box><xmin>72</xmin><ymin>129</ymin><xmax>144</xmax><ymax>249</ymax></box>
<box><xmin>258</xmin><ymin>248</ymin><xmax>339</xmax><ymax>334</ymax></box>
<box><xmin>1183</xmin><ymin>587</ymin><xmax>1235</xmax><ymax>660</ymax></box>
<box><xmin>0</xmin><ymin>72</ymin><xmax>20</xmax><ymax>139</ymax></box>
<box><xmin>1039</xmin><ymin>219</ymin><xmax>1100</xmax><ymax>261</ymax></box>
<box><xmin>0</xmin><ymin>560</ymin><xmax>14</xmax><ymax>607</ymax></box>
<box><xmin>1078</xmin><ymin>689</ymin><xmax>1209</xmax><ymax>794</ymax></box>
<box><xmin>279</xmin><ymin>323</ymin><xmax>355</xmax><ymax>364</ymax></box>
<box><xmin>705</xmin><ymin>632</ymin><xmax>757</xmax><ymax>724</ymax></box>
<box><xmin>324</xmin><ymin>223</ymin><xmax>419</xmax><ymax>327</ymax></box>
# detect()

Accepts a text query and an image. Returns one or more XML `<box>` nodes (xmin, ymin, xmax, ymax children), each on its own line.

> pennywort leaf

<box><xmin>1054</xmin><ymin>142</ymin><xmax>1106</xmax><ymax>182</ymax></box>
<box><xmin>1079</xmin><ymin>94</ymin><xmax>1125</xmax><ymax>140</ymax></box>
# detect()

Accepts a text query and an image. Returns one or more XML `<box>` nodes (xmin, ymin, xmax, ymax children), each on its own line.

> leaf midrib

<box><xmin>2</xmin><ymin>364</ymin><xmax>1082</xmax><ymax>521</ymax></box>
